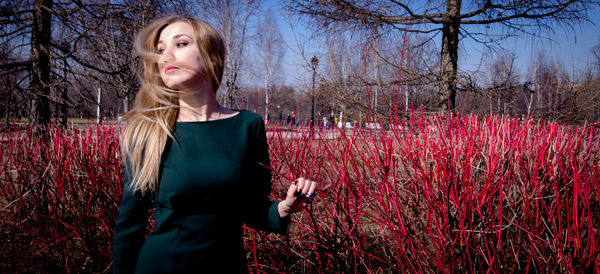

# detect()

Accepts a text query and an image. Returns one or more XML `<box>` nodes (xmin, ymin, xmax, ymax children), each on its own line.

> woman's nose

<box><xmin>160</xmin><ymin>48</ymin><xmax>175</xmax><ymax>62</ymax></box>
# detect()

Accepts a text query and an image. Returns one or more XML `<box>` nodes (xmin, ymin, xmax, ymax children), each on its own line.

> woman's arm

<box><xmin>241</xmin><ymin>117</ymin><xmax>290</xmax><ymax>234</ymax></box>
<box><xmin>242</xmin><ymin>116</ymin><xmax>317</xmax><ymax>234</ymax></box>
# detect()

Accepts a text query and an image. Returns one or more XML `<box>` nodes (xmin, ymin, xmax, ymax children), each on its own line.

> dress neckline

<box><xmin>175</xmin><ymin>110</ymin><xmax>242</xmax><ymax>124</ymax></box>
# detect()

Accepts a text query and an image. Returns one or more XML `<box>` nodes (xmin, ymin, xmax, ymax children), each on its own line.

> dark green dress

<box><xmin>113</xmin><ymin>111</ymin><xmax>289</xmax><ymax>274</ymax></box>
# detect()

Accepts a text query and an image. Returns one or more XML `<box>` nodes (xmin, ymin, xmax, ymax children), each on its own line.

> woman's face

<box><xmin>156</xmin><ymin>21</ymin><xmax>205</xmax><ymax>90</ymax></box>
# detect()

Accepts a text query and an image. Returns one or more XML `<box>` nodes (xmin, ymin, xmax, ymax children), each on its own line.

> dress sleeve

<box><xmin>242</xmin><ymin>117</ymin><xmax>290</xmax><ymax>235</ymax></box>
<box><xmin>112</xmin><ymin>160</ymin><xmax>151</xmax><ymax>274</ymax></box>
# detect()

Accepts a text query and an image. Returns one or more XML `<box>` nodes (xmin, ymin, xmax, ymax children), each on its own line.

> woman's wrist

<box><xmin>277</xmin><ymin>200</ymin><xmax>292</xmax><ymax>218</ymax></box>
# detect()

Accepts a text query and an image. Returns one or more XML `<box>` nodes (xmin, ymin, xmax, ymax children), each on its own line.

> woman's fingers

<box><xmin>296</xmin><ymin>178</ymin><xmax>315</xmax><ymax>193</ymax></box>
<box><xmin>295</xmin><ymin>177</ymin><xmax>305</xmax><ymax>195</ymax></box>
<box><xmin>293</xmin><ymin>177</ymin><xmax>317</xmax><ymax>201</ymax></box>
<box><xmin>283</xmin><ymin>177</ymin><xmax>318</xmax><ymax>215</ymax></box>
<box><xmin>306</xmin><ymin>181</ymin><xmax>317</xmax><ymax>199</ymax></box>
<box><xmin>288</xmin><ymin>180</ymin><xmax>298</xmax><ymax>196</ymax></box>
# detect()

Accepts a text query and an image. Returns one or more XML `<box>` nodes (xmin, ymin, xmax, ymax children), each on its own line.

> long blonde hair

<box><xmin>121</xmin><ymin>16</ymin><xmax>225</xmax><ymax>195</ymax></box>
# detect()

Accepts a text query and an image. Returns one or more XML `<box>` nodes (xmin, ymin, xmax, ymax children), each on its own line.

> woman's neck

<box><xmin>177</xmin><ymin>89</ymin><xmax>222</xmax><ymax>122</ymax></box>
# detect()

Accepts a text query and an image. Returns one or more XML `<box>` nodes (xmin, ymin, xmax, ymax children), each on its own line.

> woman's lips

<box><xmin>164</xmin><ymin>65</ymin><xmax>179</xmax><ymax>74</ymax></box>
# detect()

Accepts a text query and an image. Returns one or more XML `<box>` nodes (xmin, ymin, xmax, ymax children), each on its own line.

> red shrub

<box><xmin>1</xmin><ymin>113</ymin><xmax>598</xmax><ymax>273</ymax></box>
<box><xmin>1</xmin><ymin>123</ymin><xmax>122</xmax><ymax>272</ymax></box>
<box><xmin>249</xmin><ymin>113</ymin><xmax>600</xmax><ymax>273</ymax></box>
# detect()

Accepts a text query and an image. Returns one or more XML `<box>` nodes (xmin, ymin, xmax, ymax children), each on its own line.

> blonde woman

<box><xmin>112</xmin><ymin>16</ymin><xmax>317</xmax><ymax>273</ymax></box>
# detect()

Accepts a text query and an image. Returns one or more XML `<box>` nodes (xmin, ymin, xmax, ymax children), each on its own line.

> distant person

<box><xmin>286</xmin><ymin>113</ymin><xmax>291</xmax><ymax>126</ymax></box>
<box><xmin>329</xmin><ymin>113</ymin><xmax>334</xmax><ymax>129</ymax></box>
<box><xmin>112</xmin><ymin>16</ymin><xmax>318</xmax><ymax>273</ymax></box>
<box><xmin>290</xmin><ymin>112</ymin><xmax>296</xmax><ymax>128</ymax></box>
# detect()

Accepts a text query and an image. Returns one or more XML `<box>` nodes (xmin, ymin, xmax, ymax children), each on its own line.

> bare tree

<box><xmin>0</xmin><ymin>0</ymin><xmax>120</xmax><ymax>125</ymax></box>
<box><xmin>310</xmin><ymin>23</ymin><xmax>441</xmax><ymax>124</ymax></box>
<box><xmin>479</xmin><ymin>52</ymin><xmax>520</xmax><ymax>114</ymax></box>
<box><xmin>0</xmin><ymin>0</ymin><xmax>187</xmax><ymax>125</ymax></box>
<box><xmin>592</xmin><ymin>37</ymin><xmax>600</xmax><ymax>78</ymax></box>
<box><xmin>287</xmin><ymin>0</ymin><xmax>600</xmax><ymax>111</ymax></box>
<box><xmin>74</xmin><ymin>1</ymin><xmax>167</xmax><ymax>117</ymax></box>
<box><xmin>319</xmin><ymin>28</ymin><xmax>369</xmax><ymax>122</ymax></box>
<box><xmin>271</xmin><ymin>85</ymin><xmax>298</xmax><ymax>121</ymax></box>
<box><xmin>252</xmin><ymin>9</ymin><xmax>285</xmax><ymax>122</ymax></box>
<box><xmin>193</xmin><ymin>0</ymin><xmax>263</xmax><ymax>109</ymax></box>
<box><xmin>525</xmin><ymin>51</ymin><xmax>592</xmax><ymax>123</ymax></box>
<box><xmin>50</xmin><ymin>0</ymin><xmax>188</xmax><ymax>121</ymax></box>
<box><xmin>0</xmin><ymin>42</ymin><xmax>27</xmax><ymax>125</ymax></box>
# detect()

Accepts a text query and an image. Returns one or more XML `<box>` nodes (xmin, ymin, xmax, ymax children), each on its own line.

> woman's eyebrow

<box><xmin>157</xmin><ymin>34</ymin><xmax>193</xmax><ymax>45</ymax></box>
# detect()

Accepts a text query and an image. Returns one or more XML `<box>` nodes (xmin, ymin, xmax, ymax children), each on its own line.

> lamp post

<box><xmin>310</xmin><ymin>56</ymin><xmax>319</xmax><ymax>138</ymax></box>
<box><xmin>277</xmin><ymin>105</ymin><xmax>281</xmax><ymax>121</ymax></box>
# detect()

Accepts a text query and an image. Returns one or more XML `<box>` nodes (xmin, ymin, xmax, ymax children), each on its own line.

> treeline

<box><xmin>1</xmin><ymin>0</ymin><xmax>169</xmax><ymax>125</ymax></box>
<box><xmin>286</xmin><ymin>0</ymin><xmax>600</xmax><ymax>125</ymax></box>
<box><xmin>305</xmin><ymin>33</ymin><xmax>600</xmax><ymax>125</ymax></box>
<box><xmin>2</xmin><ymin>1</ymin><xmax>600</xmax><ymax>127</ymax></box>
<box><xmin>0</xmin><ymin>0</ymin><xmax>282</xmax><ymax>126</ymax></box>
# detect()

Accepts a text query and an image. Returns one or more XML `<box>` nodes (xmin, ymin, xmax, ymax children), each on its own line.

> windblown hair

<box><xmin>121</xmin><ymin>16</ymin><xmax>225</xmax><ymax>195</ymax></box>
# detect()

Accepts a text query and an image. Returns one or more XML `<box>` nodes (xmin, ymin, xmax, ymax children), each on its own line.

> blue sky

<box><xmin>263</xmin><ymin>1</ymin><xmax>600</xmax><ymax>86</ymax></box>
<box><xmin>459</xmin><ymin>5</ymin><xmax>600</xmax><ymax>80</ymax></box>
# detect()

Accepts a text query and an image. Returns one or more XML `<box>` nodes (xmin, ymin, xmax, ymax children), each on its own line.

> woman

<box><xmin>113</xmin><ymin>16</ymin><xmax>317</xmax><ymax>273</ymax></box>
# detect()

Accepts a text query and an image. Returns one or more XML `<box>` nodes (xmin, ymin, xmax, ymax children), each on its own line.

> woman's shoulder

<box><xmin>231</xmin><ymin>110</ymin><xmax>266</xmax><ymax>138</ymax></box>
<box><xmin>233</xmin><ymin>110</ymin><xmax>263</xmax><ymax>124</ymax></box>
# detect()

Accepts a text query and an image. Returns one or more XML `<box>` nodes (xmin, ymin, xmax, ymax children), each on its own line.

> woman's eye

<box><xmin>157</xmin><ymin>48</ymin><xmax>165</xmax><ymax>54</ymax></box>
<box><xmin>177</xmin><ymin>41</ymin><xmax>189</xmax><ymax>47</ymax></box>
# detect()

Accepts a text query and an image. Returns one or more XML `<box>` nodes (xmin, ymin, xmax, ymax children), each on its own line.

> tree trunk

<box><xmin>123</xmin><ymin>94</ymin><xmax>129</xmax><ymax>114</ymax></box>
<box><xmin>439</xmin><ymin>0</ymin><xmax>460</xmax><ymax>111</ymax></box>
<box><xmin>59</xmin><ymin>78</ymin><xmax>67</xmax><ymax>127</ymax></box>
<box><xmin>264</xmin><ymin>78</ymin><xmax>269</xmax><ymax>123</ymax></box>
<box><xmin>59</xmin><ymin>59</ymin><xmax>68</xmax><ymax>127</ymax></box>
<box><xmin>30</xmin><ymin>0</ymin><xmax>53</xmax><ymax>126</ymax></box>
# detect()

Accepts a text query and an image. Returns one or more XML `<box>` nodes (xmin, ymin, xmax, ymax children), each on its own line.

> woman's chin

<box><xmin>162</xmin><ymin>81</ymin><xmax>182</xmax><ymax>90</ymax></box>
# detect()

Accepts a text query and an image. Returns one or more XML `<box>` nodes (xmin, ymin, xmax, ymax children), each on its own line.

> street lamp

<box><xmin>310</xmin><ymin>56</ymin><xmax>319</xmax><ymax>138</ymax></box>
